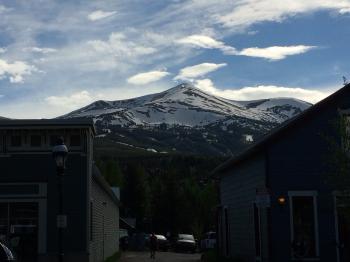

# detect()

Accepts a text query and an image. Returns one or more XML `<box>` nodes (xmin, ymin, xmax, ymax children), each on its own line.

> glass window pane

<box><xmin>30</xmin><ymin>135</ymin><xmax>41</xmax><ymax>147</ymax></box>
<box><xmin>10</xmin><ymin>136</ymin><xmax>22</xmax><ymax>147</ymax></box>
<box><xmin>50</xmin><ymin>135</ymin><xmax>59</xmax><ymax>146</ymax></box>
<box><xmin>292</xmin><ymin>196</ymin><xmax>316</xmax><ymax>258</ymax></box>
<box><xmin>70</xmin><ymin>135</ymin><xmax>81</xmax><ymax>146</ymax></box>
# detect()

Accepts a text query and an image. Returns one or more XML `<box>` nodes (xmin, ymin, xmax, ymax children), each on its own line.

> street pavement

<box><xmin>119</xmin><ymin>251</ymin><xmax>201</xmax><ymax>262</ymax></box>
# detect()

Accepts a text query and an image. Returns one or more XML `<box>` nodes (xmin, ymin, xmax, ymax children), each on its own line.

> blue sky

<box><xmin>0</xmin><ymin>0</ymin><xmax>350</xmax><ymax>118</ymax></box>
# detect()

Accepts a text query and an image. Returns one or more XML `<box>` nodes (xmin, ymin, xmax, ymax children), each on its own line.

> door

<box><xmin>0</xmin><ymin>202</ymin><xmax>38</xmax><ymax>262</ymax></box>
<box><xmin>336</xmin><ymin>197</ymin><xmax>350</xmax><ymax>262</ymax></box>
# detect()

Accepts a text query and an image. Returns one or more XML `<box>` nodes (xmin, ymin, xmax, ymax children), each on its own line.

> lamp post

<box><xmin>52</xmin><ymin>137</ymin><xmax>68</xmax><ymax>262</ymax></box>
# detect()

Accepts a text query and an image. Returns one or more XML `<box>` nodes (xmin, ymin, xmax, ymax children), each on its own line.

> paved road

<box><xmin>120</xmin><ymin>251</ymin><xmax>201</xmax><ymax>262</ymax></box>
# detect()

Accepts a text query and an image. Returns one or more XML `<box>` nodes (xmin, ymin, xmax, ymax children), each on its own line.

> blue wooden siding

<box><xmin>220</xmin><ymin>154</ymin><xmax>267</xmax><ymax>261</ymax></box>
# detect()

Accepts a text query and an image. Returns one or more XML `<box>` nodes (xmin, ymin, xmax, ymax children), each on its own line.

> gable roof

<box><xmin>213</xmin><ymin>83</ymin><xmax>350</xmax><ymax>175</ymax></box>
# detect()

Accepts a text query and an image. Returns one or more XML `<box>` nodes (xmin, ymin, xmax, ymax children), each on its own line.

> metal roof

<box><xmin>0</xmin><ymin>118</ymin><xmax>96</xmax><ymax>134</ymax></box>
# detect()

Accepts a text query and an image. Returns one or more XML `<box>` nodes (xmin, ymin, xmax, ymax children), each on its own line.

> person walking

<box><xmin>149</xmin><ymin>233</ymin><xmax>158</xmax><ymax>259</ymax></box>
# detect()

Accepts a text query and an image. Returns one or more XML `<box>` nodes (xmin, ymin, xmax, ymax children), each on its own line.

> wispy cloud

<box><xmin>176</xmin><ymin>35</ymin><xmax>236</xmax><ymax>54</ymax></box>
<box><xmin>0</xmin><ymin>5</ymin><xmax>11</xmax><ymax>14</ymax></box>
<box><xmin>174</xmin><ymin>63</ymin><xmax>227</xmax><ymax>81</ymax></box>
<box><xmin>178</xmin><ymin>35</ymin><xmax>316</xmax><ymax>60</ymax></box>
<box><xmin>88</xmin><ymin>32</ymin><xmax>156</xmax><ymax>59</ymax></box>
<box><xmin>0</xmin><ymin>59</ymin><xmax>37</xmax><ymax>83</ymax></box>
<box><xmin>24</xmin><ymin>47</ymin><xmax>57</xmax><ymax>54</ymax></box>
<box><xmin>195</xmin><ymin>79</ymin><xmax>334</xmax><ymax>104</ymax></box>
<box><xmin>239</xmin><ymin>45</ymin><xmax>317</xmax><ymax>60</ymax></box>
<box><xmin>0</xmin><ymin>48</ymin><xmax>5</xmax><ymax>54</ymax></box>
<box><xmin>88</xmin><ymin>10</ymin><xmax>117</xmax><ymax>21</ymax></box>
<box><xmin>45</xmin><ymin>90</ymin><xmax>94</xmax><ymax>109</ymax></box>
<box><xmin>339</xmin><ymin>7</ymin><xmax>350</xmax><ymax>14</ymax></box>
<box><xmin>217</xmin><ymin>0</ymin><xmax>350</xmax><ymax>29</ymax></box>
<box><xmin>127</xmin><ymin>70</ymin><xmax>170</xmax><ymax>85</ymax></box>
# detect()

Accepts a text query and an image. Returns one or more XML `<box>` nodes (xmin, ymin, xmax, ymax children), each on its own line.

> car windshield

<box><xmin>178</xmin><ymin>234</ymin><xmax>194</xmax><ymax>241</ymax></box>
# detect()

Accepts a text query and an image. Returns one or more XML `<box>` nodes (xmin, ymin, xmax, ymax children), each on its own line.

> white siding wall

<box><xmin>89</xmin><ymin>178</ymin><xmax>119</xmax><ymax>262</ymax></box>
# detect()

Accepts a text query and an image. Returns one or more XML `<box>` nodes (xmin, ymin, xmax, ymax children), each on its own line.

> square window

<box><xmin>70</xmin><ymin>135</ymin><xmax>81</xmax><ymax>147</ymax></box>
<box><xmin>50</xmin><ymin>135</ymin><xmax>59</xmax><ymax>146</ymax></box>
<box><xmin>11</xmin><ymin>136</ymin><xmax>22</xmax><ymax>147</ymax></box>
<box><xmin>30</xmin><ymin>135</ymin><xmax>42</xmax><ymax>147</ymax></box>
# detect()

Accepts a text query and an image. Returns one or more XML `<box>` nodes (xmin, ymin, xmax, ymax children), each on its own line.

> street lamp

<box><xmin>53</xmin><ymin>137</ymin><xmax>68</xmax><ymax>174</ymax></box>
<box><xmin>52</xmin><ymin>137</ymin><xmax>68</xmax><ymax>262</ymax></box>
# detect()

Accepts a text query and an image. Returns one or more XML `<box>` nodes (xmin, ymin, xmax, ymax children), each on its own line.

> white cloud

<box><xmin>0</xmin><ymin>48</ymin><xmax>6</xmax><ymax>54</ymax></box>
<box><xmin>339</xmin><ymin>7</ymin><xmax>350</xmax><ymax>14</ymax></box>
<box><xmin>24</xmin><ymin>47</ymin><xmax>57</xmax><ymax>54</ymax></box>
<box><xmin>88</xmin><ymin>32</ymin><xmax>156</xmax><ymax>58</ymax></box>
<box><xmin>0</xmin><ymin>59</ymin><xmax>37</xmax><ymax>83</ymax></box>
<box><xmin>45</xmin><ymin>91</ymin><xmax>94</xmax><ymax>110</ymax></box>
<box><xmin>178</xmin><ymin>35</ymin><xmax>316</xmax><ymax>60</ymax></box>
<box><xmin>127</xmin><ymin>70</ymin><xmax>170</xmax><ymax>85</ymax></box>
<box><xmin>0</xmin><ymin>5</ymin><xmax>11</xmax><ymax>14</ymax></box>
<box><xmin>176</xmin><ymin>35</ymin><xmax>236</xmax><ymax>54</ymax></box>
<box><xmin>238</xmin><ymin>45</ymin><xmax>317</xmax><ymax>60</ymax></box>
<box><xmin>194</xmin><ymin>79</ymin><xmax>334</xmax><ymax>104</ymax></box>
<box><xmin>42</xmin><ymin>31</ymin><xmax>159</xmax><ymax>73</ymax></box>
<box><xmin>88</xmin><ymin>10</ymin><xmax>117</xmax><ymax>21</ymax></box>
<box><xmin>217</xmin><ymin>0</ymin><xmax>350</xmax><ymax>29</ymax></box>
<box><xmin>174</xmin><ymin>63</ymin><xmax>227</xmax><ymax>81</ymax></box>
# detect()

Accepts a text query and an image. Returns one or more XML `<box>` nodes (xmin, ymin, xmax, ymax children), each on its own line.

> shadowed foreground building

<box><xmin>0</xmin><ymin>119</ymin><xmax>119</xmax><ymax>262</ymax></box>
<box><xmin>215</xmin><ymin>84</ymin><xmax>350</xmax><ymax>262</ymax></box>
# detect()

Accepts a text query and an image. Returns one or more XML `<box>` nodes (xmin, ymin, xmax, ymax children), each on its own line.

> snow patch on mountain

<box><xmin>61</xmin><ymin>83</ymin><xmax>311</xmax><ymax>129</ymax></box>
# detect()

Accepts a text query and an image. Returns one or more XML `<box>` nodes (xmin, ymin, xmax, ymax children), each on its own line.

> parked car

<box><xmin>174</xmin><ymin>234</ymin><xmax>196</xmax><ymax>253</ymax></box>
<box><xmin>0</xmin><ymin>242</ymin><xmax>15</xmax><ymax>261</ymax></box>
<box><xmin>155</xmin><ymin>235</ymin><xmax>170</xmax><ymax>252</ymax></box>
<box><xmin>200</xmin><ymin>231</ymin><xmax>216</xmax><ymax>250</ymax></box>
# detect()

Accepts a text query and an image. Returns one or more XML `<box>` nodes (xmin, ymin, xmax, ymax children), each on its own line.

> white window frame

<box><xmin>288</xmin><ymin>191</ymin><xmax>320</xmax><ymax>261</ymax></box>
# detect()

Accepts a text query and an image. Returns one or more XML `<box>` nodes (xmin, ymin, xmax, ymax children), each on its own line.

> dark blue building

<box><xmin>0</xmin><ymin>119</ymin><xmax>120</xmax><ymax>262</ymax></box>
<box><xmin>215</xmin><ymin>84</ymin><xmax>350</xmax><ymax>262</ymax></box>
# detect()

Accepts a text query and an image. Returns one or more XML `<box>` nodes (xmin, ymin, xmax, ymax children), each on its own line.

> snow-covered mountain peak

<box><xmin>61</xmin><ymin>83</ymin><xmax>311</xmax><ymax>128</ymax></box>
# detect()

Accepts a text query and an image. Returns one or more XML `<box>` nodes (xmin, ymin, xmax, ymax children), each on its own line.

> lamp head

<box><xmin>52</xmin><ymin>137</ymin><xmax>68</xmax><ymax>174</ymax></box>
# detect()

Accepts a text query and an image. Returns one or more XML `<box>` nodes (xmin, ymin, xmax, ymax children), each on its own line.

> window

<box><xmin>289</xmin><ymin>192</ymin><xmax>319</xmax><ymax>259</ymax></box>
<box><xmin>50</xmin><ymin>135</ymin><xmax>59</xmax><ymax>146</ymax></box>
<box><xmin>70</xmin><ymin>135</ymin><xmax>81</xmax><ymax>147</ymax></box>
<box><xmin>11</xmin><ymin>135</ymin><xmax>22</xmax><ymax>147</ymax></box>
<box><xmin>30</xmin><ymin>135</ymin><xmax>42</xmax><ymax>147</ymax></box>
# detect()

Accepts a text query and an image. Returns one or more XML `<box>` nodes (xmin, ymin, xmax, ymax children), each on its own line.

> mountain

<box><xmin>61</xmin><ymin>83</ymin><xmax>311</xmax><ymax>156</ymax></box>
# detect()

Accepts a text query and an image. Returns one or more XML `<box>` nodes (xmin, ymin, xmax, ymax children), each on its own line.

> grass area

<box><xmin>104</xmin><ymin>251</ymin><xmax>121</xmax><ymax>262</ymax></box>
<box><xmin>201</xmin><ymin>249</ymin><xmax>246</xmax><ymax>262</ymax></box>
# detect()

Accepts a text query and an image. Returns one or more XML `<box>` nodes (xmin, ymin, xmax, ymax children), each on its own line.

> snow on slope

<box><xmin>62</xmin><ymin>83</ymin><xmax>311</xmax><ymax>127</ymax></box>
